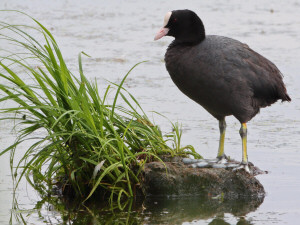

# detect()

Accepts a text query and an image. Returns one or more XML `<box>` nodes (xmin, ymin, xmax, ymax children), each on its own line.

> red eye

<box><xmin>174</xmin><ymin>18</ymin><xmax>177</xmax><ymax>22</ymax></box>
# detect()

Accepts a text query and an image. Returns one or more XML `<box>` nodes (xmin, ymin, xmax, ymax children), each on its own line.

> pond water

<box><xmin>1</xmin><ymin>0</ymin><xmax>300</xmax><ymax>224</ymax></box>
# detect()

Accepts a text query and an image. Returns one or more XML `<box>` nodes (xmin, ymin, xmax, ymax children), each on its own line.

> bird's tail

<box><xmin>281</xmin><ymin>92</ymin><xmax>291</xmax><ymax>102</ymax></box>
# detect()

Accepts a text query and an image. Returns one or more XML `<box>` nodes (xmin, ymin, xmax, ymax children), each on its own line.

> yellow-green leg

<box><xmin>239</xmin><ymin>123</ymin><xmax>250</xmax><ymax>172</ymax></box>
<box><xmin>217</xmin><ymin>119</ymin><xmax>227</xmax><ymax>161</ymax></box>
<box><xmin>239</xmin><ymin>123</ymin><xmax>248</xmax><ymax>164</ymax></box>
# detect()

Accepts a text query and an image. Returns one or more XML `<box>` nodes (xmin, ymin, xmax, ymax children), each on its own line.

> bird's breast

<box><xmin>165</xmin><ymin>46</ymin><xmax>212</xmax><ymax>107</ymax></box>
<box><xmin>164</xmin><ymin>41</ymin><xmax>234</xmax><ymax>118</ymax></box>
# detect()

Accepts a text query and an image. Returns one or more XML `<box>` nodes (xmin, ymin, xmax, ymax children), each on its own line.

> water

<box><xmin>1</xmin><ymin>0</ymin><xmax>300</xmax><ymax>224</ymax></box>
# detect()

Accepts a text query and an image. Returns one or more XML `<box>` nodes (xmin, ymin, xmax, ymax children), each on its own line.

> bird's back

<box><xmin>165</xmin><ymin>35</ymin><xmax>291</xmax><ymax>122</ymax></box>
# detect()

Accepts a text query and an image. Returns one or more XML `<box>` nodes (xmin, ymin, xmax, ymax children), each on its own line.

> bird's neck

<box><xmin>174</xmin><ymin>27</ymin><xmax>206</xmax><ymax>46</ymax></box>
<box><xmin>169</xmin><ymin>35</ymin><xmax>204</xmax><ymax>48</ymax></box>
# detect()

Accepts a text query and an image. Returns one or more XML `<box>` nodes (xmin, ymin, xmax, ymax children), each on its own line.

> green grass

<box><xmin>0</xmin><ymin>11</ymin><xmax>201</xmax><ymax>207</ymax></box>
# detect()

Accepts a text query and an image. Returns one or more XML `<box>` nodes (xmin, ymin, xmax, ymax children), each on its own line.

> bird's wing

<box><xmin>221</xmin><ymin>40</ymin><xmax>290</xmax><ymax>107</ymax></box>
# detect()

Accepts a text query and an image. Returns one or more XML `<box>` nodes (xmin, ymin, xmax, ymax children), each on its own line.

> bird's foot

<box><xmin>182</xmin><ymin>155</ymin><xmax>231</xmax><ymax>169</ymax></box>
<box><xmin>233</xmin><ymin>162</ymin><xmax>250</xmax><ymax>173</ymax></box>
<box><xmin>182</xmin><ymin>157</ymin><xmax>255</xmax><ymax>174</ymax></box>
<box><xmin>216</xmin><ymin>154</ymin><xmax>229</xmax><ymax>164</ymax></box>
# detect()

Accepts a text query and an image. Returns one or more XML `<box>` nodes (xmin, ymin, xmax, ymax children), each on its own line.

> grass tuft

<box><xmin>0</xmin><ymin>11</ymin><xmax>201</xmax><ymax>207</ymax></box>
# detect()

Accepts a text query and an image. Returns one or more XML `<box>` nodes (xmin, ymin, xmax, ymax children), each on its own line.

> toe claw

<box><xmin>233</xmin><ymin>163</ymin><xmax>250</xmax><ymax>173</ymax></box>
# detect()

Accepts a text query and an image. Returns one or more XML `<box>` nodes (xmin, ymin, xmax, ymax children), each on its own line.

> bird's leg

<box><xmin>238</xmin><ymin>123</ymin><xmax>250</xmax><ymax>172</ymax></box>
<box><xmin>217</xmin><ymin>119</ymin><xmax>227</xmax><ymax>163</ymax></box>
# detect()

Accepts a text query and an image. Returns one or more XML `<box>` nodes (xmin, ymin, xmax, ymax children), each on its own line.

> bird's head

<box><xmin>154</xmin><ymin>9</ymin><xmax>206</xmax><ymax>44</ymax></box>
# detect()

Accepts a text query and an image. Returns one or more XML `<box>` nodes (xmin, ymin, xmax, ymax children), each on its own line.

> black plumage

<box><xmin>165</xmin><ymin>35</ymin><xmax>290</xmax><ymax>122</ymax></box>
<box><xmin>155</xmin><ymin>9</ymin><xmax>291</xmax><ymax>170</ymax></box>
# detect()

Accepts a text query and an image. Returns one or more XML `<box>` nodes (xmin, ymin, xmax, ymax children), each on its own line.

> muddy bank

<box><xmin>141</xmin><ymin>158</ymin><xmax>265</xmax><ymax>199</ymax></box>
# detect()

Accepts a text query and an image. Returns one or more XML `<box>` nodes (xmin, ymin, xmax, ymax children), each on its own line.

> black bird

<box><xmin>154</xmin><ymin>10</ymin><xmax>291</xmax><ymax>171</ymax></box>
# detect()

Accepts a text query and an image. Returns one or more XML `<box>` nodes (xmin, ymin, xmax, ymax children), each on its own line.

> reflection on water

<box><xmin>140</xmin><ymin>196</ymin><xmax>263</xmax><ymax>225</ymax></box>
<box><xmin>14</xmin><ymin>195</ymin><xmax>264</xmax><ymax>224</ymax></box>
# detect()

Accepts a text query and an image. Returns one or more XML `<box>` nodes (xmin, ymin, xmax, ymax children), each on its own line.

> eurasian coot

<box><xmin>154</xmin><ymin>9</ymin><xmax>291</xmax><ymax>171</ymax></box>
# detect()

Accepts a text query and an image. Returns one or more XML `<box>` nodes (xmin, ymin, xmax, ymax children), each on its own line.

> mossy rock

<box><xmin>141</xmin><ymin>159</ymin><xmax>265</xmax><ymax>200</ymax></box>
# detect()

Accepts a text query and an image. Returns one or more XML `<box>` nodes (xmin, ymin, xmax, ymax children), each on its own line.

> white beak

<box><xmin>154</xmin><ymin>27</ymin><xmax>170</xmax><ymax>40</ymax></box>
<box><xmin>154</xmin><ymin>11</ymin><xmax>172</xmax><ymax>41</ymax></box>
